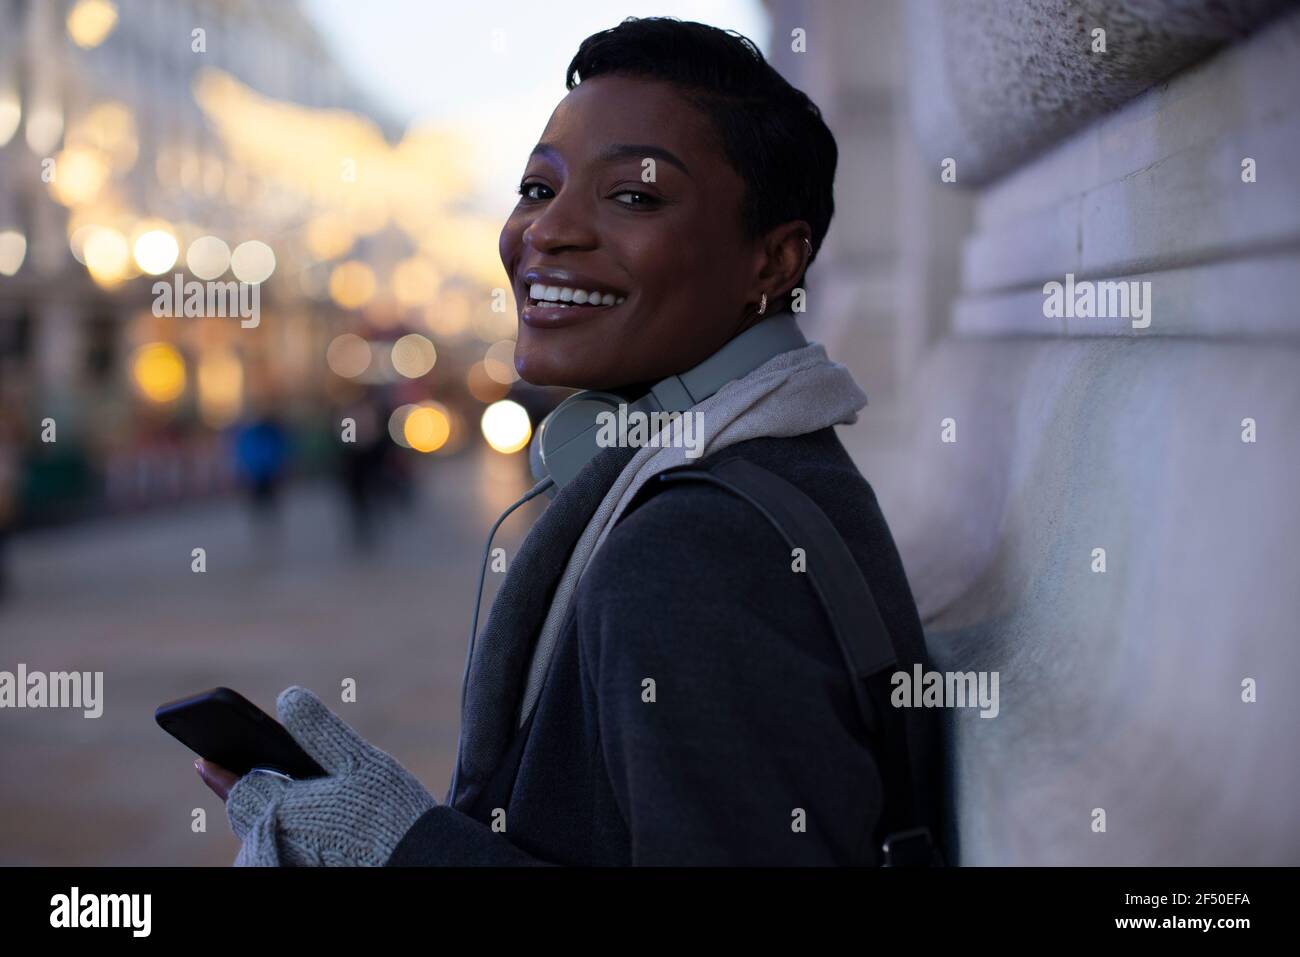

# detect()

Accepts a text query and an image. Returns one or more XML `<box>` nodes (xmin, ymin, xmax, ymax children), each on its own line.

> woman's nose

<box><xmin>523</xmin><ymin>190</ymin><xmax>598</xmax><ymax>253</ymax></box>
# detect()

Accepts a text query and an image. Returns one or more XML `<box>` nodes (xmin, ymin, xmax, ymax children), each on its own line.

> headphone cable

<box><xmin>447</xmin><ymin>475</ymin><xmax>554</xmax><ymax>805</ymax></box>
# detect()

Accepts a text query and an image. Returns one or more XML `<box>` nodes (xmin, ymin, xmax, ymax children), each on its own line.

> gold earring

<box><xmin>757</xmin><ymin>293</ymin><xmax>767</xmax><ymax>316</ymax></box>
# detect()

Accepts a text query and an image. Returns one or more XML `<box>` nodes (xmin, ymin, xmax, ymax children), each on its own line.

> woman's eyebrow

<box><xmin>597</xmin><ymin>143</ymin><xmax>692</xmax><ymax>177</ymax></box>
<box><xmin>529</xmin><ymin>142</ymin><xmax>692</xmax><ymax>177</ymax></box>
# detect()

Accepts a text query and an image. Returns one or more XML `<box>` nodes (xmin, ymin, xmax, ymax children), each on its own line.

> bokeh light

<box><xmin>48</xmin><ymin>147</ymin><xmax>109</xmax><ymax>206</ymax></box>
<box><xmin>25</xmin><ymin>103</ymin><xmax>63</xmax><ymax>154</ymax></box>
<box><xmin>132</xmin><ymin>223</ymin><xmax>180</xmax><ymax>275</ymax></box>
<box><xmin>131</xmin><ymin>342</ymin><xmax>186</xmax><ymax>403</ymax></box>
<box><xmin>466</xmin><ymin>361</ymin><xmax>509</xmax><ymax>403</ymax></box>
<box><xmin>186</xmin><ymin>235</ymin><xmax>231</xmax><ymax>280</ymax></box>
<box><xmin>483</xmin><ymin>339</ymin><xmax>518</xmax><ymax>384</ymax></box>
<box><xmin>196</xmin><ymin>350</ymin><xmax>243</xmax><ymax>427</ymax></box>
<box><xmin>403</xmin><ymin>403</ymin><xmax>451</xmax><ymax>453</ymax></box>
<box><xmin>480</xmin><ymin>399</ymin><xmax>531</xmax><ymax>454</ymax></box>
<box><xmin>66</xmin><ymin>0</ymin><xmax>118</xmax><ymax>49</ymax></box>
<box><xmin>68</xmin><ymin>223</ymin><xmax>98</xmax><ymax>264</ymax></box>
<box><xmin>230</xmin><ymin>240</ymin><xmax>276</xmax><ymax>284</ymax></box>
<box><xmin>387</xmin><ymin>403</ymin><xmax>416</xmax><ymax>448</ymax></box>
<box><xmin>328</xmin><ymin>260</ymin><xmax>376</xmax><ymax>310</ymax></box>
<box><xmin>0</xmin><ymin>90</ymin><xmax>20</xmax><ymax>147</ymax></box>
<box><xmin>325</xmin><ymin>333</ymin><xmax>371</xmax><ymax>378</ymax></box>
<box><xmin>0</xmin><ymin>231</ymin><xmax>26</xmax><ymax>276</ymax></box>
<box><xmin>391</xmin><ymin>333</ymin><xmax>436</xmax><ymax>378</ymax></box>
<box><xmin>83</xmin><ymin>226</ymin><xmax>131</xmax><ymax>286</ymax></box>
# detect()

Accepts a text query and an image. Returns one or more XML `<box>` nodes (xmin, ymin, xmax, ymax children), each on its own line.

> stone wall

<box><xmin>765</xmin><ymin>0</ymin><xmax>1300</xmax><ymax>863</ymax></box>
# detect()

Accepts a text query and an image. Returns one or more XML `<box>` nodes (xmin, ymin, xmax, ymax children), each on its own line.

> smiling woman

<box><xmin>500</xmin><ymin>18</ymin><xmax>837</xmax><ymax>390</ymax></box>
<box><xmin>206</xmin><ymin>16</ymin><xmax>942</xmax><ymax>868</ymax></box>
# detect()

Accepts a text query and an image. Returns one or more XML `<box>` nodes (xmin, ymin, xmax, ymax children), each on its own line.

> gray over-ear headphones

<box><xmin>529</xmin><ymin>310</ymin><xmax>807</xmax><ymax>490</ymax></box>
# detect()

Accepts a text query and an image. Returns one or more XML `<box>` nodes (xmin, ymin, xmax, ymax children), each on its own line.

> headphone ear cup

<box><xmin>528</xmin><ymin>422</ymin><xmax>548</xmax><ymax>485</ymax></box>
<box><xmin>535</xmin><ymin>390</ymin><xmax>627</xmax><ymax>489</ymax></box>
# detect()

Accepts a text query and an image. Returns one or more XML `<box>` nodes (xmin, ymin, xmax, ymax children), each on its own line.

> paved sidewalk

<box><xmin>0</xmin><ymin>448</ymin><xmax>539</xmax><ymax>865</ymax></box>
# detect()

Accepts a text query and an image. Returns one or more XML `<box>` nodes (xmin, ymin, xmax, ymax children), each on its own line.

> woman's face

<box><xmin>500</xmin><ymin>74</ymin><xmax>774</xmax><ymax>391</ymax></box>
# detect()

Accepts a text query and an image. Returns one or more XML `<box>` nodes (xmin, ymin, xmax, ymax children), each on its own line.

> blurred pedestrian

<box><xmin>232</xmin><ymin>413</ymin><xmax>291</xmax><ymax>535</ymax></box>
<box><xmin>337</xmin><ymin>394</ymin><xmax>389</xmax><ymax>549</ymax></box>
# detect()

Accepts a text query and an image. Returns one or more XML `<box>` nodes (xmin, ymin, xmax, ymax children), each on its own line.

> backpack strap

<box><xmin>652</xmin><ymin>456</ymin><xmax>939</xmax><ymax>865</ymax></box>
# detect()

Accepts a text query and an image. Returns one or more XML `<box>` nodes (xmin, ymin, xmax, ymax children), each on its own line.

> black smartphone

<box><xmin>155</xmin><ymin>687</ymin><xmax>327</xmax><ymax>779</ymax></box>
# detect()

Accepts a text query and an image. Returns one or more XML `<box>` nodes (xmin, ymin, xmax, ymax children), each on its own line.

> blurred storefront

<box><xmin>0</xmin><ymin>0</ymin><xmax>527</xmax><ymax>527</ymax></box>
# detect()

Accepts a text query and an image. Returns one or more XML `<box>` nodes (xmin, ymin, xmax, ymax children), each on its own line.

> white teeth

<box><xmin>527</xmin><ymin>282</ymin><xmax>626</xmax><ymax>306</ymax></box>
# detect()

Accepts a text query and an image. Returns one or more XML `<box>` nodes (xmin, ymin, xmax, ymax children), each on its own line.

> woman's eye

<box><xmin>612</xmin><ymin>190</ymin><xmax>660</xmax><ymax>208</ymax></box>
<box><xmin>517</xmin><ymin>181</ymin><xmax>552</xmax><ymax>201</ymax></box>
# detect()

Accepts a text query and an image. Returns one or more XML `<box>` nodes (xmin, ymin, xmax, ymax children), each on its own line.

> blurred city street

<box><xmin>0</xmin><ymin>448</ymin><xmax>539</xmax><ymax>865</ymax></box>
<box><xmin>0</xmin><ymin>0</ymin><xmax>762</xmax><ymax>868</ymax></box>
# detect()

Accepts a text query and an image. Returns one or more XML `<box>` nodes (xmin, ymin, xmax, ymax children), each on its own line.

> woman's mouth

<box><xmin>528</xmin><ymin>283</ymin><xmax>626</xmax><ymax>307</ymax></box>
<box><xmin>521</xmin><ymin>283</ymin><xmax>628</xmax><ymax>328</ymax></box>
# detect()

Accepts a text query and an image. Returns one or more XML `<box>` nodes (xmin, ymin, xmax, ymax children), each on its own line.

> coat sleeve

<box><xmin>573</xmin><ymin>481</ymin><xmax>884</xmax><ymax>865</ymax></box>
<box><xmin>386</xmin><ymin>805</ymin><xmax>553</xmax><ymax>866</ymax></box>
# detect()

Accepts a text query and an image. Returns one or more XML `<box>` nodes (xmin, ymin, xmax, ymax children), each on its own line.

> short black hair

<box><xmin>566</xmin><ymin>17</ymin><xmax>837</xmax><ymax>293</ymax></box>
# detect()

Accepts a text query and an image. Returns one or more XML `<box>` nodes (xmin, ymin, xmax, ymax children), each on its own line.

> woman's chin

<box><xmin>514</xmin><ymin>338</ymin><xmax>595</xmax><ymax>390</ymax></box>
<box><xmin>514</xmin><ymin>352</ymin><xmax>584</xmax><ymax>390</ymax></box>
<box><xmin>514</xmin><ymin>340</ymin><xmax>609</xmax><ymax>390</ymax></box>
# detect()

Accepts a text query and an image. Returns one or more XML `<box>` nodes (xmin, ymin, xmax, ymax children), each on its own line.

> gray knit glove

<box><xmin>226</xmin><ymin>686</ymin><xmax>437</xmax><ymax>867</ymax></box>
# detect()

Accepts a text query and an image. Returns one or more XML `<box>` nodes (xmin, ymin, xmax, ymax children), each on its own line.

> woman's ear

<box><xmin>753</xmin><ymin>221</ymin><xmax>813</xmax><ymax>307</ymax></box>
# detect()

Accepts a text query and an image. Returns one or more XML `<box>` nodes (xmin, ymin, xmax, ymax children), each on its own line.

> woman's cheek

<box><xmin>498</xmin><ymin>220</ymin><xmax>521</xmax><ymax>272</ymax></box>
